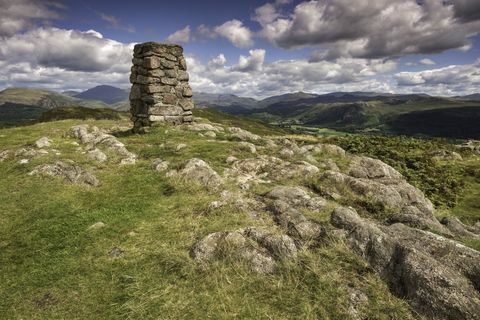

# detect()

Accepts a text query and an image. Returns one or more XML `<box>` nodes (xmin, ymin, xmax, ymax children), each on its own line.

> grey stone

<box><xmin>238</xmin><ymin>142</ymin><xmax>257</xmax><ymax>153</ymax></box>
<box><xmin>88</xmin><ymin>221</ymin><xmax>106</xmax><ymax>231</ymax></box>
<box><xmin>178</xmin><ymin>70</ymin><xmax>189</xmax><ymax>81</ymax></box>
<box><xmin>29</xmin><ymin>161</ymin><xmax>99</xmax><ymax>186</ymax></box>
<box><xmin>87</xmin><ymin>148</ymin><xmax>107</xmax><ymax>163</ymax></box>
<box><xmin>204</xmin><ymin>131</ymin><xmax>216</xmax><ymax>138</ymax></box>
<box><xmin>145</xmin><ymin>84</ymin><xmax>170</xmax><ymax>94</ymax></box>
<box><xmin>165</xmin><ymin>69</ymin><xmax>178</xmax><ymax>78</ymax></box>
<box><xmin>191</xmin><ymin>230</ymin><xmax>276</xmax><ymax>274</ymax></box>
<box><xmin>0</xmin><ymin>150</ymin><xmax>11</xmax><ymax>162</ymax></box>
<box><xmin>430</xmin><ymin>150</ymin><xmax>463</xmax><ymax>161</ymax></box>
<box><xmin>179</xmin><ymin>158</ymin><xmax>223</xmax><ymax>190</ymax></box>
<box><xmin>147</xmin><ymin>69</ymin><xmax>165</xmax><ymax>78</ymax></box>
<box><xmin>161</xmin><ymin>59</ymin><xmax>175</xmax><ymax>69</ymax></box>
<box><xmin>440</xmin><ymin>217</ymin><xmax>480</xmax><ymax>238</ymax></box>
<box><xmin>160</xmin><ymin>77</ymin><xmax>178</xmax><ymax>86</ymax></box>
<box><xmin>229</xmin><ymin>126</ymin><xmax>260</xmax><ymax>141</ymax></box>
<box><xmin>179</xmin><ymin>99</ymin><xmax>194</xmax><ymax>111</ymax></box>
<box><xmin>226</xmin><ymin>156</ymin><xmax>238</xmax><ymax>164</ymax></box>
<box><xmin>331</xmin><ymin>206</ymin><xmax>480</xmax><ymax>320</ymax></box>
<box><xmin>144</xmin><ymin>56</ymin><xmax>161</xmax><ymax>69</ymax></box>
<box><xmin>267</xmin><ymin>185</ymin><xmax>326</xmax><ymax>210</ymax></box>
<box><xmin>270</xmin><ymin>200</ymin><xmax>325</xmax><ymax>241</ymax></box>
<box><xmin>186</xmin><ymin>123</ymin><xmax>222</xmax><ymax>132</ymax></box>
<box><xmin>179</xmin><ymin>57</ymin><xmax>187</xmax><ymax>70</ymax></box>
<box><xmin>182</xmin><ymin>85</ymin><xmax>193</xmax><ymax>97</ymax></box>
<box><xmin>149</xmin><ymin>105</ymin><xmax>183</xmax><ymax>116</ymax></box>
<box><xmin>69</xmin><ymin>125</ymin><xmax>136</xmax><ymax>165</ymax></box>
<box><xmin>244</xmin><ymin>227</ymin><xmax>298</xmax><ymax>259</ymax></box>
<box><xmin>153</xmin><ymin>159</ymin><xmax>170</xmax><ymax>172</ymax></box>
<box><xmin>15</xmin><ymin>147</ymin><xmax>48</xmax><ymax>159</ymax></box>
<box><xmin>35</xmin><ymin>137</ymin><xmax>51</xmax><ymax>148</ymax></box>
<box><xmin>176</xmin><ymin>143</ymin><xmax>187</xmax><ymax>151</ymax></box>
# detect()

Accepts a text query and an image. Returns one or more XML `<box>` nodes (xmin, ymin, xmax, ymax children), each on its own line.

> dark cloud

<box><xmin>0</xmin><ymin>0</ymin><xmax>61</xmax><ymax>37</ymax></box>
<box><xmin>450</xmin><ymin>0</ymin><xmax>480</xmax><ymax>22</ymax></box>
<box><xmin>257</xmin><ymin>0</ymin><xmax>480</xmax><ymax>59</ymax></box>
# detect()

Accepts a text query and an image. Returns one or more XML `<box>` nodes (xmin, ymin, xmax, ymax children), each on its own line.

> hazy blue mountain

<box><xmin>459</xmin><ymin>93</ymin><xmax>480</xmax><ymax>101</ymax></box>
<box><xmin>74</xmin><ymin>85</ymin><xmax>129</xmax><ymax>104</ymax></box>
<box><xmin>194</xmin><ymin>92</ymin><xmax>258</xmax><ymax>108</ymax></box>
<box><xmin>257</xmin><ymin>92</ymin><xmax>319</xmax><ymax>107</ymax></box>
<box><xmin>62</xmin><ymin>90</ymin><xmax>82</xmax><ymax>97</ymax></box>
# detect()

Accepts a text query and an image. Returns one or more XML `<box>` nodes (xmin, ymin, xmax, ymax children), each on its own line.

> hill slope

<box><xmin>0</xmin><ymin>111</ymin><xmax>479</xmax><ymax>319</ymax></box>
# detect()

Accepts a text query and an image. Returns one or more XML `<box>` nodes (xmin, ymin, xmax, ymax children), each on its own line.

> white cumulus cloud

<box><xmin>166</xmin><ymin>25</ymin><xmax>191</xmax><ymax>43</ymax></box>
<box><xmin>255</xmin><ymin>0</ymin><xmax>480</xmax><ymax>59</ymax></box>
<box><xmin>213</xmin><ymin>20</ymin><xmax>254</xmax><ymax>48</ymax></box>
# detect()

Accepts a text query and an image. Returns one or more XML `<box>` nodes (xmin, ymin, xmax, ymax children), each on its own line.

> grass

<box><xmin>1</xmin><ymin>108</ymin><xmax>479</xmax><ymax>319</ymax></box>
<box><xmin>38</xmin><ymin>106</ymin><xmax>127</xmax><ymax>122</ymax></box>
<box><xmin>0</xmin><ymin>116</ymin><xmax>420</xmax><ymax>319</ymax></box>
<box><xmin>194</xmin><ymin>108</ymin><xmax>285</xmax><ymax>136</ymax></box>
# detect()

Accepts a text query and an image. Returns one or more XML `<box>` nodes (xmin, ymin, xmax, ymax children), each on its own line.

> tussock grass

<box><xmin>0</xmin><ymin>115</ymin><xmax>457</xmax><ymax>319</ymax></box>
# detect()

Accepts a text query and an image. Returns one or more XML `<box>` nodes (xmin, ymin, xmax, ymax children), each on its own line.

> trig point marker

<box><xmin>129</xmin><ymin>42</ymin><xmax>194</xmax><ymax>133</ymax></box>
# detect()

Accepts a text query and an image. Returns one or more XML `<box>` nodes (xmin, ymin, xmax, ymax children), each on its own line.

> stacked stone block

<box><xmin>129</xmin><ymin>42</ymin><xmax>194</xmax><ymax>132</ymax></box>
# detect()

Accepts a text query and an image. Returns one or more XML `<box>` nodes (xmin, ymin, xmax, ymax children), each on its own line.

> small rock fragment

<box><xmin>152</xmin><ymin>158</ymin><xmax>170</xmax><ymax>172</ymax></box>
<box><xmin>87</xmin><ymin>148</ymin><xmax>107</xmax><ymax>163</ymax></box>
<box><xmin>226</xmin><ymin>156</ymin><xmax>238</xmax><ymax>164</ymax></box>
<box><xmin>179</xmin><ymin>158</ymin><xmax>223</xmax><ymax>189</ymax></box>
<box><xmin>35</xmin><ymin>137</ymin><xmax>51</xmax><ymax>148</ymax></box>
<box><xmin>204</xmin><ymin>131</ymin><xmax>217</xmax><ymax>138</ymax></box>
<box><xmin>88</xmin><ymin>221</ymin><xmax>106</xmax><ymax>231</ymax></box>
<box><xmin>109</xmin><ymin>247</ymin><xmax>124</xmax><ymax>258</ymax></box>
<box><xmin>238</xmin><ymin>142</ymin><xmax>257</xmax><ymax>153</ymax></box>
<box><xmin>176</xmin><ymin>143</ymin><xmax>187</xmax><ymax>151</ymax></box>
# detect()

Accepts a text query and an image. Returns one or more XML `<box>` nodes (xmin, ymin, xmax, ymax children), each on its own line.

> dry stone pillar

<box><xmin>129</xmin><ymin>42</ymin><xmax>194</xmax><ymax>132</ymax></box>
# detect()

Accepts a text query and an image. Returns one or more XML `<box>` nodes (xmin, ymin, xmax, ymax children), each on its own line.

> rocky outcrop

<box><xmin>191</xmin><ymin>227</ymin><xmax>297</xmax><ymax>274</ymax></box>
<box><xmin>228</xmin><ymin>127</ymin><xmax>260</xmax><ymax>142</ymax></box>
<box><xmin>440</xmin><ymin>217</ymin><xmax>480</xmax><ymax>238</ymax></box>
<box><xmin>68</xmin><ymin>125</ymin><xmax>136</xmax><ymax>165</ymax></box>
<box><xmin>266</xmin><ymin>186</ymin><xmax>326</xmax><ymax>211</ymax></box>
<box><xmin>152</xmin><ymin>158</ymin><xmax>170</xmax><ymax>172</ymax></box>
<box><xmin>268</xmin><ymin>200</ymin><xmax>325</xmax><ymax>242</ymax></box>
<box><xmin>208</xmin><ymin>190</ymin><xmax>265</xmax><ymax>219</ymax></box>
<box><xmin>455</xmin><ymin>140</ymin><xmax>480</xmax><ymax>154</ymax></box>
<box><xmin>430</xmin><ymin>150</ymin><xmax>463</xmax><ymax>161</ymax></box>
<box><xmin>0</xmin><ymin>150</ymin><xmax>11</xmax><ymax>162</ymax></box>
<box><xmin>35</xmin><ymin>137</ymin><xmax>52</xmax><ymax>148</ymax></box>
<box><xmin>224</xmin><ymin>156</ymin><xmax>320</xmax><ymax>189</ymax></box>
<box><xmin>87</xmin><ymin>148</ymin><xmax>107</xmax><ymax>163</ymax></box>
<box><xmin>323</xmin><ymin>156</ymin><xmax>447</xmax><ymax>233</ymax></box>
<box><xmin>178</xmin><ymin>158</ymin><xmax>223</xmax><ymax>190</ymax></box>
<box><xmin>15</xmin><ymin>147</ymin><xmax>48</xmax><ymax>159</ymax></box>
<box><xmin>129</xmin><ymin>42</ymin><xmax>194</xmax><ymax>132</ymax></box>
<box><xmin>29</xmin><ymin>161</ymin><xmax>98</xmax><ymax>186</ymax></box>
<box><xmin>300</xmin><ymin>143</ymin><xmax>346</xmax><ymax>157</ymax></box>
<box><xmin>184</xmin><ymin>123</ymin><xmax>224</xmax><ymax>132</ymax></box>
<box><xmin>331</xmin><ymin>206</ymin><xmax>480</xmax><ymax>320</ymax></box>
<box><xmin>238</xmin><ymin>141</ymin><xmax>257</xmax><ymax>153</ymax></box>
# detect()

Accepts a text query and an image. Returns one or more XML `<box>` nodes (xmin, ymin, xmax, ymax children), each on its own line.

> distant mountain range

<box><xmin>73</xmin><ymin>85</ymin><xmax>129</xmax><ymax>104</ymax></box>
<box><xmin>1</xmin><ymin>85</ymin><xmax>479</xmax><ymax>138</ymax></box>
<box><xmin>192</xmin><ymin>91</ymin><xmax>480</xmax><ymax>139</ymax></box>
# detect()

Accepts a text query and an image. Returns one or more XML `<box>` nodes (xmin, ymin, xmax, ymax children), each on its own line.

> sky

<box><xmin>0</xmin><ymin>0</ymin><xmax>479</xmax><ymax>98</ymax></box>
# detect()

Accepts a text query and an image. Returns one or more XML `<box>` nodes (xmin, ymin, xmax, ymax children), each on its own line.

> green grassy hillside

<box><xmin>39</xmin><ymin>106</ymin><xmax>127</xmax><ymax>122</ymax></box>
<box><xmin>0</xmin><ymin>103</ymin><xmax>45</xmax><ymax>126</ymax></box>
<box><xmin>0</xmin><ymin>88</ymin><xmax>123</xmax><ymax>125</ymax></box>
<box><xmin>0</xmin><ymin>110</ymin><xmax>478</xmax><ymax>319</ymax></box>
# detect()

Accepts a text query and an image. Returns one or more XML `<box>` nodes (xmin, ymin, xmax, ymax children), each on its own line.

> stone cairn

<box><xmin>129</xmin><ymin>42</ymin><xmax>194</xmax><ymax>132</ymax></box>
